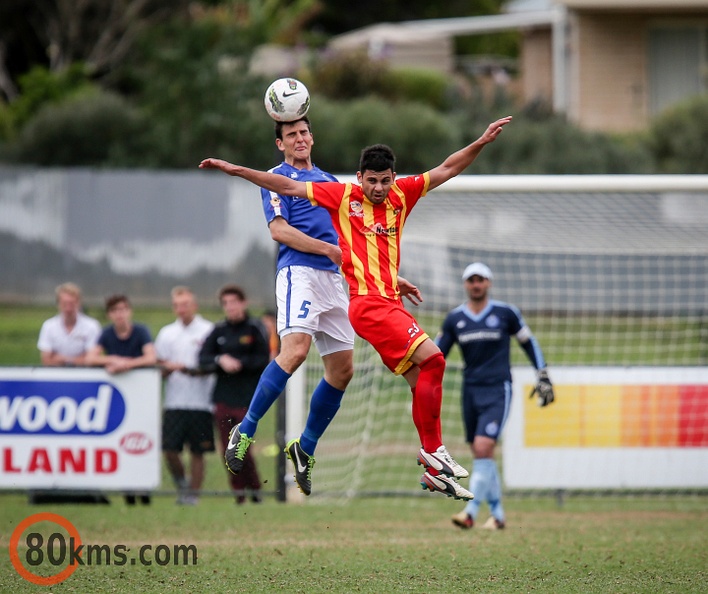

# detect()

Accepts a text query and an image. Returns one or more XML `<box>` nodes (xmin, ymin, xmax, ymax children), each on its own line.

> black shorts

<box><xmin>162</xmin><ymin>409</ymin><xmax>216</xmax><ymax>454</ymax></box>
<box><xmin>462</xmin><ymin>382</ymin><xmax>512</xmax><ymax>443</ymax></box>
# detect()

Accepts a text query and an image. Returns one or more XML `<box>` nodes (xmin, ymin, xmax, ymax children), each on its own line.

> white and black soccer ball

<box><xmin>264</xmin><ymin>78</ymin><xmax>310</xmax><ymax>122</ymax></box>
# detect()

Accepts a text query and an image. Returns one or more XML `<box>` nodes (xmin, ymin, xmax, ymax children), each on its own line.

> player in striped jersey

<box><xmin>200</xmin><ymin>115</ymin><xmax>512</xmax><ymax>499</ymax></box>
<box><xmin>217</xmin><ymin>117</ymin><xmax>420</xmax><ymax>496</ymax></box>
<box><xmin>437</xmin><ymin>263</ymin><xmax>554</xmax><ymax>529</ymax></box>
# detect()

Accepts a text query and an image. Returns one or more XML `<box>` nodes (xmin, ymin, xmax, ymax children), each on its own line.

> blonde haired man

<box><xmin>37</xmin><ymin>282</ymin><xmax>101</xmax><ymax>366</ymax></box>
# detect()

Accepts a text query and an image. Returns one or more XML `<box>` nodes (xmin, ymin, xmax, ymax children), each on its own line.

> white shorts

<box><xmin>276</xmin><ymin>266</ymin><xmax>355</xmax><ymax>356</ymax></box>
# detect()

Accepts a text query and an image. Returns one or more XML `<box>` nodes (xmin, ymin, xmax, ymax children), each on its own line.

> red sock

<box><xmin>413</xmin><ymin>352</ymin><xmax>445</xmax><ymax>452</ymax></box>
<box><xmin>410</xmin><ymin>385</ymin><xmax>422</xmax><ymax>441</ymax></box>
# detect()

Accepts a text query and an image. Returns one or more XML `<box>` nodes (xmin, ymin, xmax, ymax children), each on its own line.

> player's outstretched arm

<box><xmin>427</xmin><ymin>116</ymin><xmax>512</xmax><ymax>191</ymax></box>
<box><xmin>199</xmin><ymin>158</ymin><xmax>308</xmax><ymax>198</ymax></box>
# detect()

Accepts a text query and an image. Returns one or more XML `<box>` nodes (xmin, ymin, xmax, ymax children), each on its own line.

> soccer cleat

<box><xmin>481</xmin><ymin>516</ymin><xmax>506</xmax><ymax>530</ymax></box>
<box><xmin>224</xmin><ymin>424</ymin><xmax>254</xmax><ymax>475</ymax></box>
<box><xmin>417</xmin><ymin>445</ymin><xmax>469</xmax><ymax>479</ymax></box>
<box><xmin>420</xmin><ymin>472</ymin><xmax>474</xmax><ymax>501</ymax></box>
<box><xmin>451</xmin><ymin>510</ymin><xmax>474</xmax><ymax>529</ymax></box>
<box><xmin>285</xmin><ymin>438</ymin><xmax>315</xmax><ymax>496</ymax></box>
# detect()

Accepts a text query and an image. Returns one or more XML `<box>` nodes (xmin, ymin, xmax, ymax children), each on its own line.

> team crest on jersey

<box><xmin>349</xmin><ymin>201</ymin><xmax>364</xmax><ymax>217</ymax></box>
<box><xmin>486</xmin><ymin>314</ymin><xmax>500</xmax><ymax>328</ymax></box>
<box><xmin>456</xmin><ymin>320</ymin><xmax>466</xmax><ymax>329</ymax></box>
<box><xmin>290</xmin><ymin>172</ymin><xmax>298</xmax><ymax>179</ymax></box>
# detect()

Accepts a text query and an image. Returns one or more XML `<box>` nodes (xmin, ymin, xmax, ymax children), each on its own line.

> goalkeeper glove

<box><xmin>529</xmin><ymin>369</ymin><xmax>554</xmax><ymax>407</ymax></box>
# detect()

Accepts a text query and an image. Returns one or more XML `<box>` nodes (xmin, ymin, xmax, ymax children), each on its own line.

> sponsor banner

<box><xmin>0</xmin><ymin>367</ymin><xmax>160</xmax><ymax>490</ymax></box>
<box><xmin>503</xmin><ymin>367</ymin><xmax>708</xmax><ymax>489</ymax></box>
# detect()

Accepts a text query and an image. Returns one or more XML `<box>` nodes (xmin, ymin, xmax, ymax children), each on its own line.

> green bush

<box><xmin>307</xmin><ymin>96</ymin><xmax>461</xmax><ymax>173</ymax></box>
<box><xmin>306</xmin><ymin>50</ymin><xmax>389</xmax><ymax>101</ymax></box>
<box><xmin>383</xmin><ymin>68</ymin><xmax>453</xmax><ymax>111</ymax></box>
<box><xmin>8</xmin><ymin>64</ymin><xmax>95</xmax><ymax>130</ymax></box>
<box><xmin>648</xmin><ymin>95</ymin><xmax>708</xmax><ymax>173</ymax></box>
<box><xmin>308</xmin><ymin>53</ymin><xmax>456</xmax><ymax>111</ymax></box>
<box><xmin>468</xmin><ymin>114</ymin><xmax>654</xmax><ymax>174</ymax></box>
<box><xmin>3</xmin><ymin>91</ymin><xmax>153</xmax><ymax>167</ymax></box>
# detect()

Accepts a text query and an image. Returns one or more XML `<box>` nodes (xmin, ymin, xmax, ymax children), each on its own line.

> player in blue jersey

<box><xmin>436</xmin><ymin>262</ymin><xmax>555</xmax><ymax>529</ymax></box>
<box><xmin>223</xmin><ymin>116</ymin><xmax>421</xmax><ymax>496</ymax></box>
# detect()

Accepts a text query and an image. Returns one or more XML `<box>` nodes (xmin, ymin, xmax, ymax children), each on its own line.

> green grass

<box><xmin>2</xmin><ymin>304</ymin><xmax>705</xmax><ymax>367</ymax></box>
<box><xmin>1</xmin><ymin>310</ymin><xmax>707</xmax><ymax>591</ymax></box>
<box><xmin>0</xmin><ymin>303</ymin><xmax>225</xmax><ymax>366</ymax></box>
<box><xmin>0</xmin><ymin>494</ymin><xmax>705</xmax><ymax>593</ymax></box>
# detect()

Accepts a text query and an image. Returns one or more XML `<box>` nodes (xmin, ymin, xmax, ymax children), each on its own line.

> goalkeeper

<box><xmin>436</xmin><ymin>262</ymin><xmax>554</xmax><ymax>529</ymax></box>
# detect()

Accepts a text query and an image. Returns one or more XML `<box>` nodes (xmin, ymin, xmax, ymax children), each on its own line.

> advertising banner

<box><xmin>0</xmin><ymin>367</ymin><xmax>161</xmax><ymax>490</ymax></box>
<box><xmin>503</xmin><ymin>367</ymin><xmax>708</xmax><ymax>488</ymax></box>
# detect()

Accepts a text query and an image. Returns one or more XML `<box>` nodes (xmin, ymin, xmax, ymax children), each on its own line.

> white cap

<box><xmin>462</xmin><ymin>262</ymin><xmax>493</xmax><ymax>281</ymax></box>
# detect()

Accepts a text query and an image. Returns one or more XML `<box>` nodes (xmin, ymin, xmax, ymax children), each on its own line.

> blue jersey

<box><xmin>436</xmin><ymin>300</ymin><xmax>546</xmax><ymax>387</ymax></box>
<box><xmin>99</xmin><ymin>323</ymin><xmax>152</xmax><ymax>358</ymax></box>
<box><xmin>261</xmin><ymin>162</ymin><xmax>339</xmax><ymax>273</ymax></box>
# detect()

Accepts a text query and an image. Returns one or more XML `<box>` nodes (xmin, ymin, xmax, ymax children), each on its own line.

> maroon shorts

<box><xmin>348</xmin><ymin>295</ymin><xmax>429</xmax><ymax>375</ymax></box>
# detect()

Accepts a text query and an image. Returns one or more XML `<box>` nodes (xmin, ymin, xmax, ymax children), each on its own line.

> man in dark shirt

<box><xmin>86</xmin><ymin>294</ymin><xmax>156</xmax><ymax>374</ymax></box>
<box><xmin>198</xmin><ymin>285</ymin><xmax>270</xmax><ymax>503</ymax></box>
<box><xmin>86</xmin><ymin>294</ymin><xmax>157</xmax><ymax>505</ymax></box>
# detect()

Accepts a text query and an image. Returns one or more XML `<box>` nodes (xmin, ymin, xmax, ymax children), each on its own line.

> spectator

<box><xmin>198</xmin><ymin>285</ymin><xmax>270</xmax><ymax>504</ymax></box>
<box><xmin>154</xmin><ymin>287</ymin><xmax>216</xmax><ymax>506</ymax></box>
<box><xmin>37</xmin><ymin>282</ymin><xmax>101</xmax><ymax>366</ymax></box>
<box><xmin>86</xmin><ymin>294</ymin><xmax>157</xmax><ymax>505</ymax></box>
<box><xmin>86</xmin><ymin>294</ymin><xmax>157</xmax><ymax>374</ymax></box>
<box><xmin>32</xmin><ymin>282</ymin><xmax>105</xmax><ymax>504</ymax></box>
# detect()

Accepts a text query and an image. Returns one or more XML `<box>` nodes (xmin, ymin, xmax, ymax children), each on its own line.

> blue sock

<box><xmin>487</xmin><ymin>459</ymin><xmax>505</xmax><ymax>522</ymax></box>
<box><xmin>465</xmin><ymin>458</ymin><xmax>494</xmax><ymax>519</ymax></box>
<box><xmin>240</xmin><ymin>360</ymin><xmax>291</xmax><ymax>437</ymax></box>
<box><xmin>299</xmin><ymin>379</ymin><xmax>344</xmax><ymax>456</ymax></box>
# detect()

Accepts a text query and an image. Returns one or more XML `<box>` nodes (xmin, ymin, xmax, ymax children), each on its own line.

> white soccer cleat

<box><xmin>420</xmin><ymin>472</ymin><xmax>474</xmax><ymax>501</ymax></box>
<box><xmin>417</xmin><ymin>445</ymin><xmax>469</xmax><ymax>479</ymax></box>
<box><xmin>481</xmin><ymin>516</ymin><xmax>505</xmax><ymax>530</ymax></box>
<box><xmin>451</xmin><ymin>510</ymin><xmax>474</xmax><ymax>529</ymax></box>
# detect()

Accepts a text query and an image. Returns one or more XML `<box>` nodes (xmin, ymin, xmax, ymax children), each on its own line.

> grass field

<box><xmin>1</xmin><ymin>304</ymin><xmax>707</xmax><ymax>592</ymax></box>
<box><xmin>0</xmin><ymin>493</ymin><xmax>706</xmax><ymax>593</ymax></box>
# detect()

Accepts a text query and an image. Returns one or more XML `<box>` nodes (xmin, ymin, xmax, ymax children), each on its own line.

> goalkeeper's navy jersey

<box><xmin>436</xmin><ymin>299</ymin><xmax>546</xmax><ymax>386</ymax></box>
<box><xmin>261</xmin><ymin>162</ymin><xmax>340</xmax><ymax>273</ymax></box>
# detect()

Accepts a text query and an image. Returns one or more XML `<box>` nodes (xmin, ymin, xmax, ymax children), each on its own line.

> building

<box><xmin>326</xmin><ymin>0</ymin><xmax>708</xmax><ymax>132</ymax></box>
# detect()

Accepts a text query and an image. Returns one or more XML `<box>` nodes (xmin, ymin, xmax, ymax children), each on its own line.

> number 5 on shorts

<box><xmin>297</xmin><ymin>300</ymin><xmax>311</xmax><ymax>319</ymax></box>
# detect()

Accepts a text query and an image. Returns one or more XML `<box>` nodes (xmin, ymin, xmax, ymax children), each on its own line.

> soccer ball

<box><xmin>264</xmin><ymin>78</ymin><xmax>310</xmax><ymax>122</ymax></box>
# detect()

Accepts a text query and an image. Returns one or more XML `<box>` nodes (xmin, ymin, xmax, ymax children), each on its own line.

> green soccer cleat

<box><xmin>285</xmin><ymin>438</ymin><xmax>315</xmax><ymax>496</ymax></box>
<box><xmin>224</xmin><ymin>424</ymin><xmax>254</xmax><ymax>475</ymax></box>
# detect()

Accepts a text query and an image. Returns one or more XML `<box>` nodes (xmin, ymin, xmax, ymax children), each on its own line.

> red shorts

<box><xmin>348</xmin><ymin>295</ymin><xmax>429</xmax><ymax>375</ymax></box>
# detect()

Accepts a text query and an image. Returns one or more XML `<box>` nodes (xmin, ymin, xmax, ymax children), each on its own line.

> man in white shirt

<box><xmin>154</xmin><ymin>286</ymin><xmax>216</xmax><ymax>505</ymax></box>
<box><xmin>33</xmin><ymin>282</ymin><xmax>106</xmax><ymax>505</ymax></box>
<box><xmin>37</xmin><ymin>282</ymin><xmax>101</xmax><ymax>366</ymax></box>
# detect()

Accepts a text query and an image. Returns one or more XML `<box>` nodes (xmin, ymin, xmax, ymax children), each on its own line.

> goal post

<box><xmin>286</xmin><ymin>175</ymin><xmax>708</xmax><ymax>499</ymax></box>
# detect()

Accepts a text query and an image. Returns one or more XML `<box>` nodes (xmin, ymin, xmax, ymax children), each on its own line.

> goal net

<box><xmin>287</xmin><ymin>175</ymin><xmax>708</xmax><ymax>499</ymax></box>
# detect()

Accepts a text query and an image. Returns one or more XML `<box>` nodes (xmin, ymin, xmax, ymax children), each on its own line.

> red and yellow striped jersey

<box><xmin>306</xmin><ymin>173</ymin><xmax>430</xmax><ymax>299</ymax></box>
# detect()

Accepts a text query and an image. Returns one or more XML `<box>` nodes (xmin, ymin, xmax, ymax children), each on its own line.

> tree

<box><xmin>0</xmin><ymin>0</ymin><xmax>193</xmax><ymax>101</ymax></box>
